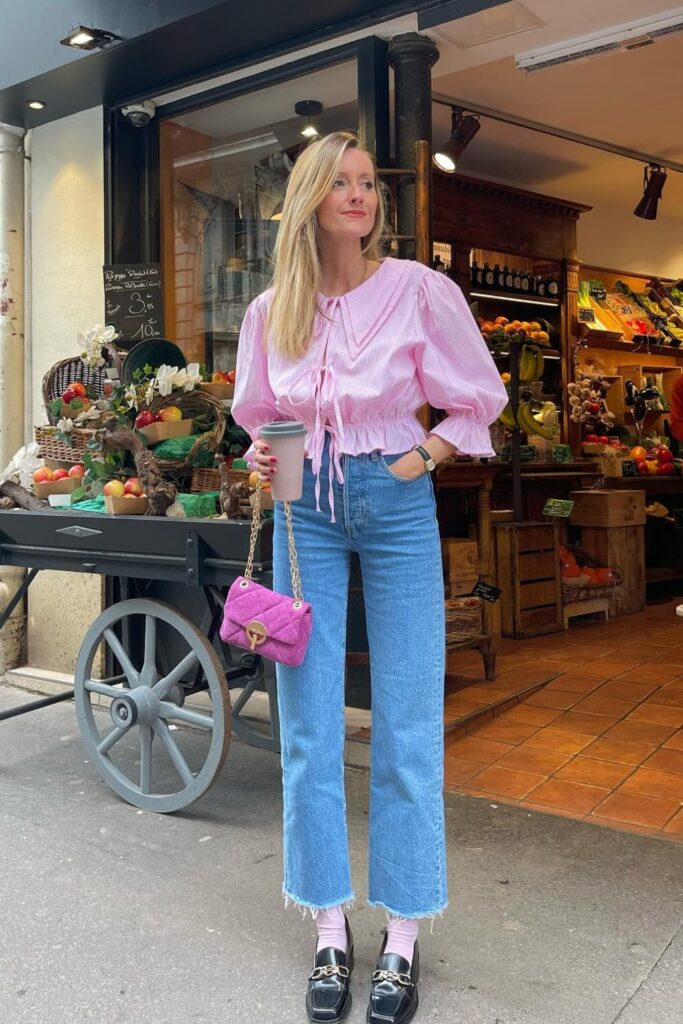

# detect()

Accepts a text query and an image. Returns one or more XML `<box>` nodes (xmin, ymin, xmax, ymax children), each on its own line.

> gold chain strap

<box><xmin>243</xmin><ymin>486</ymin><xmax>303</xmax><ymax>603</ymax></box>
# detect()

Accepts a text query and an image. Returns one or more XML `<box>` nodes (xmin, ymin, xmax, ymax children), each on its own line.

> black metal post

<box><xmin>387</xmin><ymin>32</ymin><xmax>439</xmax><ymax>259</ymax></box>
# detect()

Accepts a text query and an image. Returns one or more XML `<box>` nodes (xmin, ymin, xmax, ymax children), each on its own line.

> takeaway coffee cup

<box><xmin>258</xmin><ymin>421</ymin><xmax>306</xmax><ymax>501</ymax></box>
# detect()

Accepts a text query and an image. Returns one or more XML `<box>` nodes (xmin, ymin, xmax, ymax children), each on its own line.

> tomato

<box><xmin>658</xmin><ymin>448</ymin><xmax>674</xmax><ymax>463</ymax></box>
<box><xmin>596</xmin><ymin>436</ymin><xmax>610</xmax><ymax>445</ymax></box>
<box><xmin>585</xmin><ymin>434</ymin><xmax>599</xmax><ymax>443</ymax></box>
<box><xmin>636</xmin><ymin>459</ymin><xmax>649</xmax><ymax>475</ymax></box>
<box><xmin>658</xmin><ymin>463</ymin><xmax>675</xmax><ymax>475</ymax></box>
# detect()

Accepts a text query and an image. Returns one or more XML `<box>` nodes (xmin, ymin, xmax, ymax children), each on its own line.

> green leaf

<box><xmin>70</xmin><ymin>486</ymin><xmax>86</xmax><ymax>503</ymax></box>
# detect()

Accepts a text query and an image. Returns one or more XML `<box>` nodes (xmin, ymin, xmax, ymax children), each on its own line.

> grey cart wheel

<box><xmin>74</xmin><ymin>599</ymin><xmax>231</xmax><ymax>813</ymax></box>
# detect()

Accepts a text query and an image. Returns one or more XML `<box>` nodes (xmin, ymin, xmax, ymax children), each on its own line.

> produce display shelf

<box><xmin>470</xmin><ymin>289</ymin><xmax>560</xmax><ymax>308</ymax></box>
<box><xmin>579</xmin><ymin>336</ymin><xmax>683</xmax><ymax>358</ymax></box>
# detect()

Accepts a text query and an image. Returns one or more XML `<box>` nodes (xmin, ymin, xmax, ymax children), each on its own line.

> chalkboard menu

<box><xmin>103</xmin><ymin>263</ymin><xmax>164</xmax><ymax>346</ymax></box>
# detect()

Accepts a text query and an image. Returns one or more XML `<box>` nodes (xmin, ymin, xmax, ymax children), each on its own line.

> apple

<box><xmin>212</xmin><ymin>371</ymin><xmax>228</xmax><ymax>383</ymax></box>
<box><xmin>135</xmin><ymin>410</ymin><xmax>156</xmax><ymax>429</ymax></box>
<box><xmin>32</xmin><ymin>466</ymin><xmax>53</xmax><ymax>483</ymax></box>
<box><xmin>159</xmin><ymin>406</ymin><xmax>182</xmax><ymax>422</ymax></box>
<box><xmin>61</xmin><ymin>387</ymin><xmax>79</xmax><ymax>404</ymax></box>
<box><xmin>68</xmin><ymin>464</ymin><xmax>85</xmax><ymax>478</ymax></box>
<box><xmin>124</xmin><ymin>477</ymin><xmax>143</xmax><ymax>496</ymax></box>
<box><xmin>122</xmin><ymin>492</ymin><xmax>143</xmax><ymax>499</ymax></box>
<box><xmin>226</xmin><ymin>370</ymin><xmax>236</xmax><ymax>384</ymax></box>
<box><xmin>52</xmin><ymin>468</ymin><xmax>69</xmax><ymax>480</ymax></box>
<box><xmin>103</xmin><ymin>479</ymin><xmax>126</xmax><ymax>497</ymax></box>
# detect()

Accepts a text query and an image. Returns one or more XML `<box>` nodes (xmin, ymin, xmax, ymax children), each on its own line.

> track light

<box><xmin>634</xmin><ymin>164</ymin><xmax>667</xmax><ymax>220</ymax></box>
<box><xmin>295</xmin><ymin>100</ymin><xmax>323</xmax><ymax>139</ymax></box>
<box><xmin>60</xmin><ymin>25</ymin><xmax>120</xmax><ymax>50</ymax></box>
<box><xmin>433</xmin><ymin>107</ymin><xmax>481</xmax><ymax>173</ymax></box>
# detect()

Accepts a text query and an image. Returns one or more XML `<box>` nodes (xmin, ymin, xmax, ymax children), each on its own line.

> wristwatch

<box><xmin>411</xmin><ymin>444</ymin><xmax>436</xmax><ymax>472</ymax></box>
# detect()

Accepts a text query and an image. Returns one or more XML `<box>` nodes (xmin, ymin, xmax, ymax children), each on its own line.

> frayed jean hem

<box><xmin>282</xmin><ymin>887</ymin><xmax>356</xmax><ymax>920</ymax></box>
<box><xmin>368</xmin><ymin>898</ymin><xmax>449</xmax><ymax>930</ymax></box>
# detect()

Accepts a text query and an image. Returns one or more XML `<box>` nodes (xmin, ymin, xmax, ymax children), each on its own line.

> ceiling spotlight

<box><xmin>295</xmin><ymin>100</ymin><xmax>323</xmax><ymax>139</ymax></box>
<box><xmin>60</xmin><ymin>25</ymin><xmax>121</xmax><ymax>50</ymax></box>
<box><xmin>26</xmin><ymin>100</ymin><xmax>46</xmax><ymax>111</ymax></box>
<box><xmin>634</xmin><ymin>163</ymin><xmax>667</xmax><ymax>220</ymax></box>
<box><xmin>433</xmin><ymin>107</ymin><xmax>481</xmax><ymax>173</ymax></box>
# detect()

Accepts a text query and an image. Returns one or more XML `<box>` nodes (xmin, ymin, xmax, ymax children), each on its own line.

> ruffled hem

<box><xmin>430</xmin><ymin>414</ymin><xmax>496</xmax><ymax>458</ymax></box>
<box><xmin>303</xmin><ymin>416</ymin><xmax>427</xmax><ymax>459</ymax></box>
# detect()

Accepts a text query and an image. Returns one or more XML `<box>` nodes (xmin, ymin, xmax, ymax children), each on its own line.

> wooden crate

<box><xmin>570</xmin><ymin>489</ymin><xmax>646</xmax><ymax>527</ymax></box>
<box><xmin>441</xmin><ymin>538</ymin><xmax>478</xmax><ymax>582</ymax></box>
<box><xmin>495</xmin><ymin>522</ymin><xmax>563</xmax><ymax>639</ymax></box>
<box><xmin>580</xmin><ymin>525</ymin><xmax>645</xmax><ymax>617</ymax></box>
<box><xmin>448</xmin><ymin>577</ymin><xmax>478</xmax><ymax>598</ymax></box>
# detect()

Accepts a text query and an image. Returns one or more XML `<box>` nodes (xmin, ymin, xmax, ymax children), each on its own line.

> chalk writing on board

<box><xmin>103</xmin><ymin>263</ymin><xmax>164</xmax><ymax>344</ymax></box>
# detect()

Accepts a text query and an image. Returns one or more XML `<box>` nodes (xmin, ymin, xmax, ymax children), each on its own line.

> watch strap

<box><xmin>412</xmin><ymin>444</ymin><xmax>436</xmax><ymax>472</ymax></box>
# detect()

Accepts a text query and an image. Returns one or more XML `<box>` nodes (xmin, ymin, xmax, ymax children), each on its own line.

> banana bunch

<box><xmin>519</xmin><ymin>344</ymin><xmax>545</xmax><ymax>382</ymax></box>
<box><xmin>498</xmin><ymin>400</ymin><xmax>559</xmax><ymax>439</ymax></box>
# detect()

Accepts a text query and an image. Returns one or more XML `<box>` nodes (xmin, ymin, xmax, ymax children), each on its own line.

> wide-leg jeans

<box><xmin>273</xmin><ymin>435</ymin><xmax>447</xmax><ymax>919</ymax></box>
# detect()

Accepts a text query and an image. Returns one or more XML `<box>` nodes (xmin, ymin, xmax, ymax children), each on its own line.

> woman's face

<box><xmin>315</xmin><ymin>147</ymin><xmax>378</xmax><ymax>242</ymax></box>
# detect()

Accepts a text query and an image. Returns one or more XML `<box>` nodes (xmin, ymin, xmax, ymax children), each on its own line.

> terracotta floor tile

<box><xmin>591</xmin><ymin>791</ymin><xmax>680</xmax><ymax>829</ymax></box>
<box><xmin>664</xmin><ymin>731</ymin><xmax>683</xmax><ymax>751</ymax></box>
<box><xmin>643</xmin><ymin>748</ymin><xmax>683</xmax><ymax>775</ymax></box>
<box><xmin>444</xmin><ymin>698</ymin><xmax>485</xmax><ymax>717</ymax></box>
<box><xmin>617</xmin><ymin>665</ymin><xmax>682</xmax><ymax>686</ymax></box>
<box><xmin>650</xmin><ymin>651</ymin><xmax>683</xmax><ymax>667</ymax></box>
<box><xmin>456</xmin><ymin>685</ymin><xmax>517</xmax><ymax>705</ymax></box>
<box><xmin>554</xmin><ymin>756</ymin><xmax>634</xmax><ymax>789</ymax></box>
<box><xmin>496</xmin><ymin>746</ymin><xmax>572</xmax><ymax>774</ymax></box>
<box><xmin>572</xmin><ymin>694</ymin><xmax>638</xmax><ymax>719</ymax></box>
<box><xmin>545</xmin><ymin>674</ymin><xmax>603</xmax><ymax>695</ymax></box>
<box><xmin>521</xmin><ymin>727</ymin><xmax>592</xmax><ymax>755</ymax></box>
<box><xmin>466</xmin><ymin>765</ymin><xmax>547</xmax><ymax>800</ymax></box>
<box><xmin>444</xmin><ymin>735</ymin><xmax>514</xmax><ymax>765</ymax></box>
<box><xmin>443</xmin><ymin>756</ymin><xmax>482</xmax><ymax>786</ymax></box>
<box><xmin>621</xmin><ymin>642</ymin><xmax>678</xmax><ymax>659</ymax></box>
<box><xmin>517</xmin><ymin>801</ymin><xmax>589</xmax><ymax>821</ymax></box>
<box><xmin>649</xmin><ymin>687</ymin><xmax>683</xmax><ymax>709</ymax></box>
<box><xmin>663</xmin><ymin>809</ymin><xmax>683</xmax><ymax>835</ymax></box>
<box><xmin>627</xmin><ymin>704</ymin><xmax>683</xmax><ymax>728</ymax></box>
<box><xmin>619</xmin><ymin>767</ymin><xmax>683</xmax><ymax>802</ymax></box>
<box><xmin>551</xmin><ymin>711</ymin><xmax>617</xmax><ymax>737</ymax></box>
<box><xmin>526</xmin><ymin>778</ymin><xmax>610</xmax><ymax>814</ymax></box>
<box><xmin>592</xmin><ymin>680</ymin><xmax>660</xmax><ymax>702</ymax></box>
<box><xmin>603</xmin><ymin>720</ymin><xmax>678</xmax><ymax>746</ymax></box>
<box><xmin>470</xmin><ymin>719</ymin><xmax>541</xmax><ymax>744</ymax></box>
<box><xmin>574</xmin><ymin>661</ymin><xmax>627</xmax><ymax>681</ymax></box>
<box><xmin>581</xmin><ymin>736</ymin><xmax>655</xmax><ymax>766</ymax></box>
<box><xmin>524</xmin><ymin>690</ymin><xmax>581</xmax><ymax>711</ymax></box>
<box><xmin>498</xmin><ymin>704</ymin><xmax>564</xmax><ymax>727</ymax></box>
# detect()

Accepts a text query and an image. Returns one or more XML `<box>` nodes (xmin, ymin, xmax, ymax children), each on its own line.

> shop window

<box><xmin>159</xmin><ymin>60</ymin><xmax>358</xmax><ymax>370</ymax></box>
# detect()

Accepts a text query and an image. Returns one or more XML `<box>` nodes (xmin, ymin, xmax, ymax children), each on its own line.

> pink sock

<box><xmin>384</xmin><ymin>916</ymin><xmax>419</xmax><ymax>965</ymax></box>
<box><xmin>315</xmin><ymin>905</ymin><xmax>348</xmax><ymax>955</ymax></box>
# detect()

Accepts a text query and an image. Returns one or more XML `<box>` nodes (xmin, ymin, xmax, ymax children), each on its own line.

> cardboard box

<box><xmin>104</xmin><ymin>494</ymin><xmax>148</xmax><ymax>515</ymax></box>
<box><xmin>569</xmin><ymin>489</ymin><xmax>646</xmax><ymax>527</ymax></box>
<box><xmin>448</xmin><ymin>577</ymin><xmax>478</xmax><ymax>597</ymax></box>
<box><xmin>139</xmin><ymin>419</ymin><xmax>192</xmax><ymax>445</ymax></box>
<box><xmin>199</xmin><ymin>381</ymin><xmax>234</xmax><ymax>400</ymax></box>
<box><xmin>441</xmin><ymin>538</ymin><xmax>478</xmax><ymax>581</ymax></box>
<box><xmin>33</xmin><ymin>476</ymin><xmax>80</xmax><ymax>500</ymax></box>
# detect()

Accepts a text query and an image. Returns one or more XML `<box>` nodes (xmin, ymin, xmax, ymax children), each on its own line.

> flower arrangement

<box><xmin>78</xmin><ymin>324</ymin><xmax>119</xmax><ymax>370</ymax></box>
<box><xmin>115</xmin><ymin>362</ymin><xmax>202</xmax><ymax>415</ymax></box>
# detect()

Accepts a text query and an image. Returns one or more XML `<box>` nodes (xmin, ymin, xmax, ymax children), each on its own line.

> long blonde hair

<box><xmin>265</xmin><ymin>131</ymin><xmax>387</xmax><ymax>359</ymax></box>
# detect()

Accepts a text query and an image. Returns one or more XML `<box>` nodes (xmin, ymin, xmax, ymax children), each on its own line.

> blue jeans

<box><xmin>273</xmin><ymin>434</ymin><xmax>447</xmax><ymax>919</ymax></box>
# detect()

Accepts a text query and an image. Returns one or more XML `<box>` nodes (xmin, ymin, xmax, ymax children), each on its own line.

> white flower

<box><xmin>182</xmin><ymin>362</ymin><xmax>202</xmax><ymax>391</ymax></box>
<box><xmin>56</xmin><ymin>417</ymin><xmax>74</xmax><ymax>432</ymax></box>
<box><xmin>124</xmin><ymin>385</ymin><xmax>139</xmax><ymax>410</ymax></box>
<box><xmin>155</xmin><ymin>364</ymin><xmax>179</xmax><ymax>397</ymax></box>
<box><xmin>78</xmin><ymin>323</ymin><xmax>119</xmax><ymax>370</ymax></box>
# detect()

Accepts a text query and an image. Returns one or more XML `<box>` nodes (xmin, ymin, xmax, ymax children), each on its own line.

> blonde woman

<box><xmin>231</xmin><ymin>131</ymin><xmax>506</xmax><ymax>1024</ymax></box>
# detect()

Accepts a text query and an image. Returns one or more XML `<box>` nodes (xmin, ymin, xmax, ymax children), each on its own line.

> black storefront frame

<box><xmin>104</xmin><ymin>36</ymin><xmax>390</xmax><ymax>271</ymax></box>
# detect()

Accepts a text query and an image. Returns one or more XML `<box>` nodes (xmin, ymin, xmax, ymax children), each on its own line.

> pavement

<box><xmin>0</xmin><ymin>681</ymin><xmax>682</xmax><ymax>1024</ymax></box>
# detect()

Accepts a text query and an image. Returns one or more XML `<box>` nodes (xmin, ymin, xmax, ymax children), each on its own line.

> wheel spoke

<box><xmin>152</xmin><ymin>720</ymin><xmax>194</xmax><ymax>787</ymax></box>
<box><xmin>103</xmin><ymin>628</ymin><xmax>140</xmax><ymax>687</ymax></box>
<box><xmin>140</xmin><ymin>725</ymin><xmax>153</xmax><ymax>794</ymax></box>
<box><xmin>158</xmin><ymin>702</ymin><xmax>214</xmax><ymax>732</ymax></box>
<box><xmin>97</xmin><ymin>725</ymin><xmax>127</xmax><ymax>756</ymax></box>
<box><xmin>153</xmin><ymin>650</ymin><xmax>199</xmax><ymax>701</ymax></box>
<box><xmin>84</xmin><ymin>679</ymin><xmax>126</xmax><ymax>700</ymax></box>
<box><xmin>142</xmin><ymin>615</ymin><xmax>157</xmax><ymax>682</ymax></box>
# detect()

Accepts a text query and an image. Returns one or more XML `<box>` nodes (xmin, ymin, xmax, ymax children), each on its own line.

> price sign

<box><xmin>578</xmin><ymin>307</ymin><xmax>596</xmax><ymax>323</ymax></box>
<box><xmin>471</xmin><ymin>580</ymin><xmax>501</xmax><ymax>603</ymax></box>
<box><xmin>103</xmin><ymin>263</ymin><xmax>164</xmax><ymax>347</ymax></box>
<box><xmin>589</xmin><ymin>285</ymin><xmax>607</xmax><ymax>300</ymax></box>
<box><xmin>543</xmin><ymin>498</ymin><xmax>575</xmax><ymax>518</ymax></box>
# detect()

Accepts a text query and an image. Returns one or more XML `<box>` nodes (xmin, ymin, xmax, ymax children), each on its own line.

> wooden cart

<box><xmin>0</xmin><ymin>509</ymin><xmax>275</xmax><ymax>813</ymax></box>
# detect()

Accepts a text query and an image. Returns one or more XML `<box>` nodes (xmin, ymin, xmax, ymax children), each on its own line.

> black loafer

<box><xmin>367</xmin><ymin>930</ymin><xmax>419</xmax><ymax>1024</ymax></box>
<box><xmin>306</xmin><ymin>916</ymin><xmax>354</xmax><ymax>1023</ymax></box>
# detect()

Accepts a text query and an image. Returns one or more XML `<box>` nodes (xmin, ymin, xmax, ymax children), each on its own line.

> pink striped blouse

<box><xmin>231</xmin><ymin>257</ymin><xmax>507</xmax><ymax>522</ymax></box>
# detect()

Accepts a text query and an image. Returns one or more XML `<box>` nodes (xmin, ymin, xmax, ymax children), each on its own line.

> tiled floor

<box><xmin>444</xmin><ymin>598</ymin><xmax>683</xmax><ymax>843</ymax></box>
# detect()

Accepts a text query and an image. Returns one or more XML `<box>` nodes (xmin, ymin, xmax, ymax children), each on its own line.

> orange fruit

<box><xmin>629</xmin><ymin>446</ymin><xmax>647</xmax><ymax>460</ymax></box>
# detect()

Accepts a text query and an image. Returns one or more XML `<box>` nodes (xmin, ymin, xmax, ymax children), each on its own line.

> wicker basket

<box><xmin>34</xmin><ymin>425</ymin><xmax>99</xmax><ymax>462</ymax></box>
<box><xmin>146</xmin><ymin>391</ymin><xmax>227</xmax><ymax>474</ymax></box>
<box><xmin>191</xmin><ymin>467</ymin><xmax>222</xmax><ymax>493</ymax></box>
<box><xmin>445</xmin><ymin>596</ymin><xmax>483</xmax><ymax>645</ymax></box>
<box><xmin>561</xmin><ymin>545</ymin><xmax>624</xmax><ymax>603</ymax></box>
<box><xmin>42</xmin><ymin>355</ymin><xmax>118</xmax><ymax>425</ymax></box>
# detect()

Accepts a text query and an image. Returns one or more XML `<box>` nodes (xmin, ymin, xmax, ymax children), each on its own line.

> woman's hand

<box><xmin>253</xmin><ymin>438</ymin><xmax>277</xmax><ymax>483</ymax></box>
<box><xmin>386</xmin><ymin>450</ymin><xmax>426</xmax><ymax>481</ymax></box>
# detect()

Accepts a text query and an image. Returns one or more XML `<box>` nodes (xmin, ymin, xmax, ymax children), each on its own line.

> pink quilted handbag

<box><xmin>220</xmin><ymin>490</ymin><xmax>312</xmax><ymax>666</ymax></box>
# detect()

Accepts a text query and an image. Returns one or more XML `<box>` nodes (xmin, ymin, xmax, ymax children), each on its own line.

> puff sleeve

<box><xmin>230</xmin><ymin>295</ymin><xmax>279</xmax><ymax>466</ymax></box>
<box><xmin>415</xmin><ymin>270</ymin><xmax>508</xmax><ymax>456</ymax></box>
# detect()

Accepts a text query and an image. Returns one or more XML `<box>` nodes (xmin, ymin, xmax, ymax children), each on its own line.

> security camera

<box><xmin>121</xmin><ymin>100</ymin><xmax>155</xmax><ymax>128</ymax></box>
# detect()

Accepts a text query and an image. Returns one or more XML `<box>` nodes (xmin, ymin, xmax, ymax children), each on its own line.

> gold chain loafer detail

<box><xmin>367</xmin><ymin>932</ymin><xmax>420</xmax><ymax>1024</ymax></box>
<box><xmin>306</xmin><ymin>916</ymin><xmax>354</xmax><ymax>1024</ymax></box>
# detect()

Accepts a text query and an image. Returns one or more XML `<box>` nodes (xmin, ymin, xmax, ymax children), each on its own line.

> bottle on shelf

<box><xmin>513</xmin><ymin>268</ymin><xmax>522</xmax><ymax>291</ymax></box>
<box><xmin>504</xmin><ymin>265</ymin><xmax>514</xmax><ymax>290</ymax></box>
<box><xmin>520</xmin><ymin>271</ymin><xmax>531</xmax><ymax>293</ymax></box>
<box><xmin>537</xmin><ymin>276</ymin><xmax>547</xmax><ymax>297</ymax></box>
<box><xmin>496</xmin><ymin>264</ymin><xmax>506</xmax><ymax>290</ymax></box>
<box><xmin>529</xmin><ymin>275</ymin><xmax>538</xmax><ymax>296</ymax></box>
<box><xmin>470</xmin><ymin>260</ymin><xmax>479</xmax><ymax>287</ymax></box>
<box><xmin>548</xmin><ymin>275</ymin><xmax>560</xmax><ymax>297</ymax></box>
<box><xmin>474</xmin><ymin>261</ymin><xmax>484</xmax><ymax>287</ymax></box>
<box><xmin>483</xmin><ymin>262</ymin><xmax>495</xmax><ymax>289</ymax></box>
<box><xmin>433</xmin><ymin>255</ymin><xmax>445</xmax><ymax>273</ymax></box>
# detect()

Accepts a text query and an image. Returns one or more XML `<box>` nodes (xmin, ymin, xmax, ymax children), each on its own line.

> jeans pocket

<box><xmin>379</xmin><ymin>452</ymin><xmax>426</xmax><ymax>484</ymax></box>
